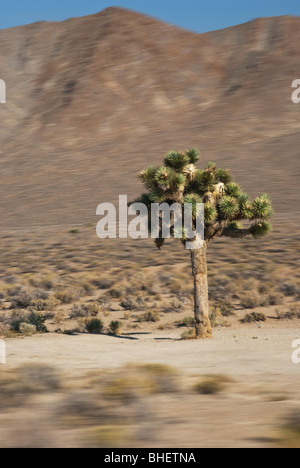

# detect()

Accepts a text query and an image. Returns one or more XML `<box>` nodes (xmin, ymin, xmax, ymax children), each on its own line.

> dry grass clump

<box><xmin>85</xmin><ymin>318</ymin><xmax>104</xmax><ymax>334</ymax></box>
<box><xmin>54</xmin><ymin>289</ymin><xmax>80</xmax><ymax>304</ymax></box>
<box><xmin>180</xmin><ymin>329</ymin><xmax>196</xmax><ymax>340</ymax></box>
<box><xmin>242</xmin><ymin>312</ymin><xmax>267</xmax><ymax>323</ymax></box>
<box><xmin>194</xmin><ymin>375</ymin><xmax>233</xmax><ymax>395</ymax></box>
<box><xmin>209</xmin><ymin>304</ymin><xmax>223</xmax><ymax>327</ymax></box>
<box><xmin>69</xmin><ymin>302</ymin><xmax>101</xmax><ymax>319</ymax></box>
<box><xmin>278</xmin><ymin>282</ymin><xmax>299</xmax><ymax>297</ymax></box>
<box><xmin>102</xmin><ymin>364</ymin><xmax>178</xmax><ymax>402</ymax></box>
<box><xmin>239</xmin><ymin>293</ymin><xmax>261</xmax><ymax>309</ymax></box>
<box><xmin>276</xmin><ymin>306</ymin><xmax>300</xmax><ymax>320</ymax></box>
<box><xmin>213</xmin><ymin>298</ymin><xmax>235</xmax><ymax>316</ymax></box>
<box><xmin>276</xmin><ymin>412</ymin><xmax>300</xmax><ymax>448</ymax></box>
<box><xmin>108</xmin><ymin>321</ymin><xmax>123</xmax><ymax>335</ymax></box>
<box><xmin>137</xmin><ymin>311</ymin><xmax>161</xmax><ymax>323</ymax></box>
<box><xmin>176</xmin><ymin>316</ymin><xmax>195</xmax><ymax>328</ymax></box>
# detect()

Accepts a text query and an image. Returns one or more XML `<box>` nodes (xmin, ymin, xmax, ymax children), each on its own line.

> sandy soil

<box><xmin>1</xmin><ymin>327</ymin><xmax>300</xmax><ymax>448</ymax></box>
<box><xmin>5</xmin><ymin>327</ymin><xmax>300</xmax><ymax>377</ymax></box>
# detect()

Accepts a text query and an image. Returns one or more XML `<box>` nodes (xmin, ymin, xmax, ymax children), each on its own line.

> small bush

<box><xmin>137</xmin><ymin>311</ymin><xmax>160</xmax><ymax>323</ymax></box>
<box><xmin>242</xmin><ymin>312</ymin><xmax>267</xmax><ymax>323</ymax></box>
<box><xmin>10</xmin><ymin>291</ymin><xmax>32</xmax><ymax>309</ymax></box>
<box><xmin>55</xmin><ymin>289</ymin><xmax>79</xmax><ymax>304</ymax></box>
<box><xmin>279</xmin><ymin>282</ymin><xmax>299</xmax><ymax>297</ymax></box>
<box><xmin>194</xmin><ymin>375</ymin><xmax>232</xmax><ymax>395</ymax></box>
<box><xmin>209</xmin><ymin>305</ymin><xmax>222</xmax><ymax>327</ymax></box>
<box><xmin>277</xmin><ymin>412</ymin><xmax>300</xmax><ymax>448</ymax></box>
<box><xmin>180</xmin><ymin>329</ymin><xmax>196</xmax><ymax>340</ymax></box>
<box><xmin>213</xmin><ymin>298</ymin><xmax>235</xmax><ymax>316</ymax></box>
<box><xmin>120</xmin><ymin>298</ymin><xmax>138</xmax><ymax>311</ymax></box>
<box><xmin>109</xmin><ymin>321</ymin><xmax>123</xmax><ymax>335</ymax></box>
<box><xmin>239</xmin><ymin>293</ymin><xmax>260</xmax><ymax>309</ymax></box>
<box><xmin>85</xmin><ymin>318</ymin><xmax>104</xmax><ymax>334</ymax></box>
<box><xmin>176</xmin><ymin>316</ymin><xmax>195</xmax><ymax>328</ymax></box>
<box><xmin>266</xmin><ymin>293</ymin><xmax>284</xmax><ymax>306</ymax></box>
<box><xmin>69</xmin><ymin>302</ymin><xmax>101</xmax><ymax>319</ymax></box>
<box><xmin>19</xmin><ymin>323</ymin><xmax>37</xmax><ymax>335</ymax></box>
<box><xmin>27</xmin><ymin>312</ymin><xmax>48</xmax><ymax>333</ymax></box>
<box><xmin>108</xmin><ymin>288</ymin><xmax>122</xmax><ymax>299</ymax></box>
<box><xmin>284</xmin><ymin>306</ymin><xmax>300</xmax><ymax>320</ymax></box>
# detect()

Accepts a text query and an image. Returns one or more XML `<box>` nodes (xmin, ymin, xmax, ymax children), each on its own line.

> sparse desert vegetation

<box><xmin>0</xmin><ymin>221</ymin><xmax>299</xmax><ymax>339</ymax></box>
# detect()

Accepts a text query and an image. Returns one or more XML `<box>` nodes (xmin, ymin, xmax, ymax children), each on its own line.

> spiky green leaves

<box><xmin>222</xmin><ymin>221</ymin><xmax>247</xmax><ymax>238</ymax></box>
<box><xmin>252</xmin><ymin>194</ymin><xmax>273</xmax><ymax>220</ymax></box>
<box><xmin>238</xmin><ymin>193</ymin><xmax>253</xmax><ymax>219</ymax></box>
<box><xmin>219</xmin><ymin>196</ymin><xmax>240</xmax><ymax>220</ymax></box>
<box><xmin>164</xmin><ymin>151</ymin><xmax>190</xmax><ymax>172</ymax></box>
<box><xmin>226</xmin><ymin>182</ymin><xmax>242</xmax><ymax>198</ymax></box>
<box><xmin>134</xmin><ymin>147</ymin><xmax>273</xmax><ymax>248</ymax></box>
<box><xmin>138</xmin><ymin>166</ymin><xmax>156</xmax><ymax>190</ymax></box>
<box><xmin>204</xmin><ymin>205</ymin><xmax>218</xmax><ymax>223</ymax></box>
<box><xmin>186</xmin><ymin>148</ymin><xmax>200</xmax><ymax>164</ymax></box>
<box><xmin>195</xmin><ymin>170</ymin><xmax>216</xmax><ymax>193</ymax></box>
<box><xmin>171</xmin><ymin>172</ymin><xmax>186</xmax><ymax>190</ymax></box>
<box><xmin>184</xmin><ymin>193</ymin><xmax>202</xmax><ymax>218</ymax></box>
<box><xmin>155</xmin><ymin>166</ymin><xmax>172</xmax><ymax>191</ymax></box>
<box><xmin>148</xmin><ymin>188</ymin><xmax>166</xmax><ymax>203</ymax></box>
<box><xmin>215</xmin><ymin>168</ymin><xmax>232</xmax><ymax>185</ymax></box>
<box><xmin>250</xmin><ymin>222</ymin><xmax>272</xmax><ymax>238</ymax></box>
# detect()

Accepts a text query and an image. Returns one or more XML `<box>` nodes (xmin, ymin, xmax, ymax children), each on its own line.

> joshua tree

<box><xmin>132</xmin><ymin>149</ymin><xmax>273</xmax><ymax>338</ymax></box>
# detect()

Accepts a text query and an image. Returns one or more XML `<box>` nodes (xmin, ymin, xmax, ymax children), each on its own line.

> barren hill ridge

<box><xmin>0</xmin><ymin>7</ymin><xmax>299</xmax><ymax>227</ymax></box>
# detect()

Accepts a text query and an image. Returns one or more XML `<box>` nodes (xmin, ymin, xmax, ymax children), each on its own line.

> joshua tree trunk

<box><xmin>190</xmin><ymin>242</ymin><xmax>212</xmax><ymax>339</ymax></box>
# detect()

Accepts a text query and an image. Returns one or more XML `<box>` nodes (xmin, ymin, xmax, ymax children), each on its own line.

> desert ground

<box><xmin>0</xmin><ymin>221</ymin><xmax>299</xmax><ymax>448</ymax></box>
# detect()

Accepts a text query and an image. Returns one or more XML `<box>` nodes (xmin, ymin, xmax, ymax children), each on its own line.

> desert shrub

<box><xmin>30</xmin><ymin>299</ymin><xmax>48</xmax><ymax>311</ymax></box>
<box><xmin>194</xmin><ymin>375</ymin><xmax>232</xmax><ymax>395</ymax></box>
<box><xmin>69</xmin><ymin>302</ymin><xmax>101</xmax><ymax>319</ymax></box>
<box><xmin>120</xmin><ymin>298</ymin><xmax>139</xmax><ymax>310</ymax></box>
<box><xmin>277</xmin><ymin>412</ymin><xmax>300</xmax><ymax>448</ymax></box>
<box><xmin>180</xmin><ymin>329</ymin><xmax>196</xmax><ymax>340</ymax></box>
<box><xmin>242</xmin><ymin>312</ymin><xmax>267</xmax><ymax>323</ymax></box>
<box><xmin>19</xmin><ymin>364</ymin><xmax>61</xmax><ymax>393</ymax></box>
<box><xmin>108</xmin><ymin>288</ymin><xmax>122</xmax><ymax>299</ymax></box>
<box><xmin>258</xmin><ymin>283</ymin><xmax>272</xmax><ymax>295</ymax></box>
<box><xmin>85</xmin><ymin>318</ymin><xmax>104</xmax><ymax>334</ymax></box>
<box><xmin>209</xmin><ymin>305</ymin><xmax>222</xmax><ymax>327</ymax></box>
<box><xmin>213</xmin><ymin>298</ymin><xmax>235</xmax><ymax>316</ymax></box>
<box><xmin>54</xmin><ymin>289</ymin><xmax>79</xmax><ymax>304</ymax></box>
<box><xmin>135</xmin><ymin>364</ymin><xmax>178</xmax><ymax>393</ymax></box>
<box><xmin>7</xmin><ymin>286</ymin><xmax>22</xmax><ymax>297</ymax></box>
<box><xmin>96</xmin><ymin>278</ymin><xmax>115</xmax><ymax>290</ymax></box>
<box><xmin>43</xmin><ymin>296</ymin><xmax>60</xmax><ymax>311</ymax></box>
<box><xmin>137</xmin><ymin>311</ymin><xmax>160</xmax><ymax>323</ymax></box>
<box><xmin>266</xmin><ymin>293</ymin><xmax>284</xmax><ymax>306</ymax></box>
<box><xmin>176</xmin><ymin>316</ymin><xmax>195</xmax><ymax>328</ymax></box>
<box><xmin>10</xmin><ymin>291</ymin><xmax>32</xmax><ymax>309</ymax></box>
<box><xmin>278</xmin><ymin>282</ymin><xmax>299</xmax><ymax>297</ymax></box>
<box><xmin>162</xmin><ymin>299</ymin><xmax>184</xmax><ymax>313</ymax></box>
<box><xmin>19</xmin><ymin>322</ymin><xmax>37</xmax><ymax>335</ymax></box>
<box><xmin>27</xmin><ymin>312</ymin><xmax>48</xmax><ymax>333</ymax></box>
<box><xmin>284</xmin><ymin>306</ymin><xmax>300</xmax><ymax>320</ymax></box>
<box><xmin>109</xmin><ymin>321</ymin><xmax>123</xmax><ymax>335</ymax></box>
<box><xmin>239</xmin><ymin>293</ymin><xmax>261</xmax><ymax>309</ymax></box>
<box><xmin>32</xmin><ymin>290</ymin><xmax>49</xmax><ymax>301</ymax></box>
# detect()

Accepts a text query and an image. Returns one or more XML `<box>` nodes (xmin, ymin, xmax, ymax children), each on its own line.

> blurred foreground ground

<box><xmin>0</xmin><ymin>327</ymin><xmax>300</xmax><ymax>448</ymax></box>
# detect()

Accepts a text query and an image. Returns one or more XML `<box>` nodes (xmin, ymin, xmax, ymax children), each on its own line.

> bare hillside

<box><xmin>0</xmin><ymin>8</ymin><xmax>299</xmax><ymax>227</ymax></box>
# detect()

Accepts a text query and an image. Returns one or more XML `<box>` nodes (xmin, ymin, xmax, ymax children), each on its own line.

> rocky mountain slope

<box><xmin>0</xmin><ymin>7</ymin><xmax>299</xmax><ymax>227</ymax></box>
